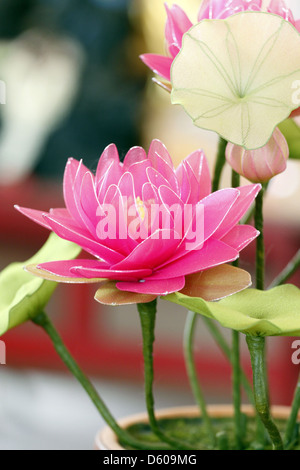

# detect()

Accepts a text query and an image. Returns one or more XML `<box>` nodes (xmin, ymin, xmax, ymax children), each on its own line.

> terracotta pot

<box><xmin>95</xmin><ymin>404</ymin><xmax>296</xmax><ymax>450</ymax></box>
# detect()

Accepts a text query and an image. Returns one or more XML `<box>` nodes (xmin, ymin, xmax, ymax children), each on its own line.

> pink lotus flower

<box><xmin>226</xmin><ymin>127</ymin><xmax>289</xmax><ymax>183</ymax></box>
<box><xmin>15</xmin><ymin>140</ymin><xmax>260</xmax><ymax>301</ymax></box>
<box><xmin>140</xmin><ymin>1</ymin><xmax>299</xmax><ymax>83</ymax></box>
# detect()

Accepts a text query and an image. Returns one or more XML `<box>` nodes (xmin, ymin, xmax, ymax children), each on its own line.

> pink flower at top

<box><xmin>15</xmin><ymin>140</ymin><xmax>260</xmax><ymax>299</ymax></box>
<box><xmin>140</xmin><ymin>0</ymin><xmax>299</xmax><ymax>82</ymax></box>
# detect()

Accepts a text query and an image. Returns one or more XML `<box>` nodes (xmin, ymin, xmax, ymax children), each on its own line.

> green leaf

<box><xmin>0</xmin><ymin>233</ymin><xmax>81</xmax><ymax>336</ymax></box>
<box><xmin>171</xmin><ymin>12</ymin><xmax>300</xmax><ymax>150</ymax></box>
<box><xmin>165</xmin><ymin>285</ymin><xmax>300</xmax><ymax>336</ymax></box>
<box><xmin>278</xmin><ymin>119</ymin><xmax>300</xmax><ymax>159</ymax></box>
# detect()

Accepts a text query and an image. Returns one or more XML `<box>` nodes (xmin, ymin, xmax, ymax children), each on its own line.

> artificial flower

<box><xmin>171</xmin><ymin>12</ymin><xmax>300</xmax><ymax>149</ymax></box>
<box><xmin>225</xmin><ymin>127</ymin><xmax>289</xmax><ymax>183</ymax></box>
<box><xmin>140</xmin><ymin>0</ymin><xmax>299</xmax><ymax>83</ymax></box>
<box><xmin>15</xmin><ymin>140</ymin><xmax>260</xmax><ymax>304</ymax></box>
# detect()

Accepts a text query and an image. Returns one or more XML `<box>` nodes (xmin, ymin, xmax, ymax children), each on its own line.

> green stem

<box><xmin>183</xmin><ymin>311</ymin><xmax>216</xmax><ymax>447</ymax></box>
<box><xmin>230</xmin><ymin>170</ymin><xmax>243</xmax><ymax>448</ymax></box>
<box><xmin>137</xmin><ymin>301</ymin><xmax>196</xmax><ymax>450</ymax></box>
<box><xmin>232</xmin><ymin>329</ymin><xmax>242</xmax><ymax>449</ymax></box>
<box><xmin>253</xmin><ymin>184</ymin><xmax>276</xmax><ymax>444</ymax></box>
<box><xmin>202</xmin><ymin>317</ymin><xmax>254</xmax><ymax>403</ymax></box>
<box><xmin>254</xmin><ymin>188</ymin><xmax>265</xmax><ymax>291</ymax></box>
<box><xmin>212</xmin><ymin>138</ymin><xmax>227</xmax><ymax>192</ymax></box>
<box><xmin>284</xmin><ymin>372</ymin><xmax>300</xmax><ymax>448</ymax></box>
<box><xmin>231</xmin><ymin>169</ymin><xmax>240</xmax><ymax>189</ymax></box>
<box><xmin>268</xmin><ymin>249</ymin><xmax>300</xmax><ymax>289</ymax></box>
<box><xmin>246</xmin><ymin>336</ymin><xmax>283</xmax><ymax>450</ymax></box>
<box><xmin>32</xmin><ymin>311</ymin><xmax>168</xmax><ymax>450</ymax></box>
<box><xmin>241</xmin><ymin>182</ymin><xmax>269</xmax><ymax>226</ymax></box>
<box><xmin>202</xmin><ymin>318</ymin><xmax>266</xmax><ymax>442</ymax></box>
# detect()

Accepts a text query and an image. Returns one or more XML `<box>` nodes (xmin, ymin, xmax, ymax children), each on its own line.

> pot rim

<box><xmin>95</xmin><ymin>404</ymin><xmax>296</xmax><ymax>451</ymax></box>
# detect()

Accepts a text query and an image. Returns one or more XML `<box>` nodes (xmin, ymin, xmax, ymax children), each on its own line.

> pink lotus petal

<box><xmin>116</xmin><ymin>276</ymin><xmax>185</xmax><ymax>296</ymax></box>
<box><xmin>158</xmin><ymin>184</ymin><xmax>183</xmax><ymax>208</ymax></box>
<box><xmin>165</xmin><ymin>4</ymin><xmax>193</xmax><ymax>57</ymax></box>
<box><xmin>148</xmin><ymin>139</ymin><xmax>175</xmax><ymax>170</ymax></box>
<box><xmin>129</xmin><ymin>160</ymin><xmax>152</xmax><ymax>196</ymax></box>
<box><xmin>168</xmin><ymin>188</ymin><xmax>239</xmax><ymax>260</ymax></box>
<box><xmin>146</xmin><ymin>166</ymin><xmax>172</xmax><ymax>190</ymax></box>
<box><xmin>158</xmin><ymin>185</ymin><xmax>185</xmax><ymax>233</ymax></box>
<box><xmin>151</xmin><ymin>239</ymin><xmax>239</xmax><ymax>280</ymax></box>
<box><xmin>139</xmin><ymin>54</ymin><xmax>173</xmax><ymax>81</ymax></box>
<box><xmin>96</xmin><ymin>143</ymin><xmax>120</xmax><ymax>183</ymax></box>
<box><xmin>43</xmin><ymin>213</ymin><xmax>124</xmax><ymax>264</ymax></box>
<box><xmin>109</xmin><ymin>174</ymin><xmax>143</xmax><ymax>248</ymax></box>
<box><xmin>98</xmin><ymin>184</ymin><xmax>138</xmax><ymax>254</ymax></box>
<box><xmin>123</xmin><ymin>146</ymin><xmax>147</xmax><ymax>169</ymax></box>
<box><xmin>26</xmin><ymin>264</ymin><xmax>102</xmax><ymax>284</ymax></box>
<box><xmin>79</xmin><ymin>172</ymin><xmax>102</xmax><ymax>237</ymax></box>
<box><xmin>149</xmin><ymin>153</ymin><xmax>179</xmax><ymax>193</ymax></box>
<box><xmin>49</xmin><ymin>208</ymin><xmax>72</xmax><ymax>219</ymax></box>
<box><xmin>118</xmin><ymin>172</ymin><xmax>137</xmax><ymax>204</ymax></box>
<box><xmin>175</xmin><ymin>161</ymin><xmax>191</xmax><ymax>203</ymax></box>
<box><xmin>268</xmin><ymin>0</ymin><xmax>295</xmax><ymax>24</ymax></box>
<box><xmin>213</xmin><ymin>184</ymin><xmax>261</xmax><ymax>239</ymax></box>
<box><xmin>198</xmin><ymin>0</ymin><xmax>262</xmax><ymax>21</ymax></box>
<box><xmin>71</xmin><ymin>266</ymin><xmax>152</xmax><ymax>281</ymax></box>
<box><xmin>37</xmin><ymin>259</ymin><xmax>109</xmax><ymax>277</ymax></box>
<box><xmin>220</xmin><ymin>225</ymin><xmax>259</xmax><ymax>251</ymax></box>
<box><xmin>111</xmin><ymin>229</ymin><xmax>181</xmax><ymax>271</ymax></box>
<box><xmin>181</xmin><ymin>150</ymin><xmax>211</xmax><ymax>203</ymax></box>
<box><xmin>200</xmin><ymin>188</ymin><xmax>239</xmax><ymax>241</ymax></box>
<box><xmin>97</xmin><ymin>160</ymin><xmax>123</xmax><ymax>201</ymax></box>
<box><xmin>15</xmin><ymin>206</ymin><xmax>52</xmax><ymax>230</ymax></box>
<box><xmin>63</xmin><ymin>158</ymin><xmax>93</xmax><ymax>225</ymax></box>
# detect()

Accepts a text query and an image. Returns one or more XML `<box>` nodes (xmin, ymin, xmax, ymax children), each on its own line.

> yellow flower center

<box><xmin>136</xmin><ymin>196</ymin><xmax>146</xmax><ymax>221</ymax></box>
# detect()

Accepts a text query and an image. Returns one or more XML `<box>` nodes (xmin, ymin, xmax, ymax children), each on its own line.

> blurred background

<box><xmin>0</xmin><ymin>0</ymin><xmax>299</xmax><ymax>449</ymax></box>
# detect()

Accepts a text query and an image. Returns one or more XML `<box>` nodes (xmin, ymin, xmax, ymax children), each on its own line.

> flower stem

<box><xmin>268</xmin><ymin>249</ymin><xmax>300</xmax><ymax>289</ymax></box>
<box><xmin>231</xmin><ymin>169</ymin><xmax>240</xmax><ymax>189</ymax></box>
<box><xmin>32</xmin><ymin>311</ymin><xmax>168</xmax><ymax>450</ymax></box>
<box><xmin>254</xmin><ymin>187</ymin><xmax>265</xmax><ymax>291</ymax></box>
<box><xmin>284</xmin><ymin>372</ymin><xmax>300</xmax><ymax>448</ymax></box>
<box><xmin>137</xmin><ymin>300</ymin><xmax>196</xmax><ymax>450</ymax></box>
<box><xmin>230</xmin><ymin>169</ymin><xmax>243</xmax><ymax>448</ymax></box>
<box><xmin>183</xmin><ymin>311</ymin><xmax>216</xmax><ymax>447</ymax></box>
<box><xmin>202</xmin><ymin>317</ymin><xmax>254</xmax><ymax>403</ymax></box>
<box><xmin>246</xmin><ymin>336</ymin><xmax>283</xmax><ymax>450</ymax></box>
<box><xmin>252</xmin><ymin>184</ymin><xmax>281</xmax><ymax>446</ymax></box>
<box><xmin>212</xmin><ymin>138</ymin><xmax>227</xmax><ymax>192</ymax></box>
<box><xmin>232</xmin><ymin>329</ymin><xmax>243</xmax><ymax>449</ymax></box>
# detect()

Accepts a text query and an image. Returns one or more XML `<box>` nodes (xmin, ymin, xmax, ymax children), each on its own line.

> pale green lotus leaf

<box><xmin>0</xmin><ymin>233</ymin><xmax>81</xmax><ymax>336</ymax></box>
<box><xmin>165</xmin><ymin>285</ymin><xmax>300</xmax><ymax>336</ymax></box>
<box><xmin>171</xmin><ymin>12</ymin><xmax>300</xmax><ymax>150</ymax></box>
<box><xmin>279</xmin><ymin>119</ymin><xmax>300</xmax><ymax>159</ymax></box>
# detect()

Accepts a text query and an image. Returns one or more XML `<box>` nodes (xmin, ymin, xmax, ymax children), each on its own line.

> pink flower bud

<box><xmin>225</xmin><ymin>128</ymin><xmax>289</xmax><ymax>183</ymax></box>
